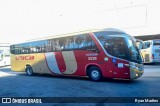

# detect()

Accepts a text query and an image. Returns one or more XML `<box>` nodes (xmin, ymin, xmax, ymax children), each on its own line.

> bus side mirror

<box><xmin>136</xmin><ymin>42</ymin><xmax>142</xmax><ymax>50</ymax></box>
<box><xmin>137</xmin><ymin>43</ymin><xmax>146</xmax><ymax>50</ymax></box>
<box><xmin>136</xmin><ymin>39</ymin><xmax>146</xmax><ymax>50</ymax></box>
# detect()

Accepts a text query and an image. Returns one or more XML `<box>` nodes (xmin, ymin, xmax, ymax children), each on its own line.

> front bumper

<box><xmin>130</xmin><ymin>62</ymin><xmax>144</xmax><ymax>79</ymax></box>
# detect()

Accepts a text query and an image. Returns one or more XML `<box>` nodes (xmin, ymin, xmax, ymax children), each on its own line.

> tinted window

<box><xmin>30</xmin><ymin>40</ymin><xmax>47</xmax><ymax>53</ymax></box>
<box><xmin>95</xmin><ymin>32</ymin><xmax>127</xmax><ymax>60</ymax></box>
<box><xmin>15</xmin><ymin>44</ymin><xmax>22</xmax><ymax>54</ymax></box>
<box><xmin>65</xmin><ymin>37</ymin><xmax>74</xmax><ymax>50</ymax></box>
<box><xmin>10</xmin><ymin>34</ymin><xmax>98</xmax><ymax>54</ymax></box>
<box><xmin>94</xmin><ymin>31</ymin><xmax>142</xmax><ymax>63</ymax></box>
<box><xmin>10</xmin><ymin>45</ymin><xmax>15</xmax><ymax>54</ymax></box>
<box><xmin>104</xmin><ymin>37</ymin><xmax>127</xmax><ymax>60</ymax></box>
<box><xmin>21</xmin><ymin>43</ymin><xmax>30</xmax><ymax>54</ymax></box>
<box><xmin>153</xmin><ymin>40</ymin><xmax>160</xmax><ymax>46</ymax></box>
<box><xmin>59</xmin><ymin>34</ymin><xmax>97</xmax><ymax>51</ymax></box>
<box><xmin>74</xmin><ymin>34</ymin><xmax>97</xmax><ymax>51</ymax></box>
<box><xmin>126</xmin><ymin>38</ymin><xmax>142</xmax><ymax>63</ymax></box>
<box><xmin>145</xmin><ymin>42</ymin><xmax>150</xmax><ymax>48</ymax></box>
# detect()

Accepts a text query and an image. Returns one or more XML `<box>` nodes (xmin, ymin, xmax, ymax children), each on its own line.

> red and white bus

<box><xmin>10</xmin><ymin>28</ymin><xmax>144</xmax><ymax>81</ymax></box>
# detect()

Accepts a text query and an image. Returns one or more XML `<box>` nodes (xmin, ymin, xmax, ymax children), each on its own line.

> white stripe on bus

<box><xmin>45</xmin><ymin>53</ymin><xmax>62</xmax><ymax>74</ymax></box>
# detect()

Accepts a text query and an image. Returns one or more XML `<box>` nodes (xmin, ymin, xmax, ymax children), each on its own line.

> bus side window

<box><xmin>74</xmin><ymin>35</ymin><xmax>84</xmax><ymax>49</ymax></box>
<box><xmin>55</xmin><ymin>39</ymin><xmax>61</xmax><ymax>51</ymax></box>
<box><xmin>74</xmin><ymin>34</ymin><xmax>98</xmax><ymax>52</ymax></box>
<box><xmin>64</xmin><ymin>37</ymin><xmax>74</xmax><ymax>50</ymax></box>
<box><xmin>10</xmin><ymin>45</ymin><xmax>15</xmax><ymax>54</ymax></box>
<box><xmin>59</xmin><ymin>38</ymin><xmax>66</xmax><ymax>51</ymax></box>
<box><xmin>15</xmin><ymin>44</ymin><xmax>22</xmax><ymax>54</ymax></box>
<box><xmin>46</xmin><ymin>40</ymin><xmax>52</xmax><ymax>52</ymax></box>
<box><xmin>85</xmin><ymin>34</ymin><xmax>94</xmax><ymax>47</ymax></box>
<box><xmin>145</xmin><ymin>42</ymin><xmax>150</xmax><ymax>49</ymax></box>
<box><xmin>51</xmin><ymin>39</ymin><xmax>56</xmax><ymax>52</ymax></box>
<box><xmin>85</xmin><ymin>34</ymin><xmax>98</xmax><ymax>52</ymax></box>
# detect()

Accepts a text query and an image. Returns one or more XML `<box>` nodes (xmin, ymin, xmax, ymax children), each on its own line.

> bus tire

<box><xmin>88</xmin><ymin>66</ymin><xmax>103</xmax><ymax>81</ymax></box>
<box><xmin>25</xmin><ymin>66</ymin><xmax>34</xmax><ymax>76</ymax></box>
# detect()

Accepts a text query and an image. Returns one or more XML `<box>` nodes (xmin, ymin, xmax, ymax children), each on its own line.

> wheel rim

<box><xmin>91</xmin><ymin>70</ymin><xmax>100</xmax><ymax>79</ymax></box>
<box><xmin>27</xmin><ymin>68</ymin><xmax>32</xmax><ymax>75</ymax></box>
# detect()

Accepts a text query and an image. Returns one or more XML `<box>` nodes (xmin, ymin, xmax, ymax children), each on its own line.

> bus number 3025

<box><xmin>88</xmin><ymin>57</ymin><xmax>97</xmax><ymax>60</ymax></box>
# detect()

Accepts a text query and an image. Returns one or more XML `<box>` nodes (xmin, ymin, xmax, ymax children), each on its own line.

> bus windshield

<box><xmin>94</xmin><ymin>31</ymin><xmax>142</xmax><ymax>64</ymax></box>
<box><xmin>125</xmin><ymin>37</ymin><xmax>142</xmax><ymax>63</ymax></box>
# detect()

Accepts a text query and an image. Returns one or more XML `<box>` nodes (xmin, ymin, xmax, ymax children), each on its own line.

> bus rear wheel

<box><xmin>88</xmin><ymin>67</ymin><xmax>103</xmax><ymax>81</ymax></box>
<box><xmin>25</xmin><ymin>66</ymin><xmax>34</xmax><ymax>76</ymax></box>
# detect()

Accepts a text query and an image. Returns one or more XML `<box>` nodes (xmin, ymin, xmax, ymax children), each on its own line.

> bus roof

<box><xmin>11</xmin><ymin>28</ymin><xmax>128</xmax><ymax>45</ymax></box>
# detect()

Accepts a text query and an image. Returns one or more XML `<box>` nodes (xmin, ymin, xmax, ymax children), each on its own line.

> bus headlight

<box><xmin>129</xmin><ymin>62</ymin><xmax>144</xmax><ymax>79</ymax></box>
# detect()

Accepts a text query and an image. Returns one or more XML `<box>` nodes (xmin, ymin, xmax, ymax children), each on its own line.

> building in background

<box><xmin>0</xmin><ymin>43</ymin><xmax>10</xmax><ymax>67</ymax></box>
<box><xmin>135</xmin><ymin>34</ymin><xmax>160</xmax><ymax>41</ymax></box>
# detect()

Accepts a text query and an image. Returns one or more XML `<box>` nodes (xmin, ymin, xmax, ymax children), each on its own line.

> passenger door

<box><xmin>140</xmin><ymin>41</ymin><xmax>151</xmax><ymax>63</ymax></box>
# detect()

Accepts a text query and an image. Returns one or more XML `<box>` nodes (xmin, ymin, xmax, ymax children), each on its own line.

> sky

<box><xmin>0</xmin><ymin>0</ymin><xmax>160</xmax><ymax>43</ymax></box>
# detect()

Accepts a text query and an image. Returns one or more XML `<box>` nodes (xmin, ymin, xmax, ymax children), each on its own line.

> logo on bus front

<box><xmin>15</xmin><ymin>56</ymin><xmax>34</xmax><ymax>60</ymax></box>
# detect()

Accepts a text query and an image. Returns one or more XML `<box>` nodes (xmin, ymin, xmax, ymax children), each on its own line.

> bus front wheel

<box><xmin>25</xmin><ymin>66</ymin><xmax>34</xmax><ymax>76</ymax></box>
<box><xmin>88</xmin><ymin>67</ymin><xmax>103</xmax><ymax>81</ymax></box>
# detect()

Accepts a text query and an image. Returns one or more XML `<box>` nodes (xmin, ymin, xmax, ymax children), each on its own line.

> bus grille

<box><xmin>145</xmin><ymin>54</ymin><xmax>150</xmax><ymax>62</ymax></box>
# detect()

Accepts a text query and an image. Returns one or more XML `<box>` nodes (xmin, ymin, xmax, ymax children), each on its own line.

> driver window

<box><xmin>105</xmin><ymin>38</ymin><xmax>127</xmax><ymax>60</ymax></box>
